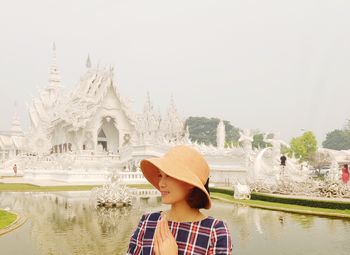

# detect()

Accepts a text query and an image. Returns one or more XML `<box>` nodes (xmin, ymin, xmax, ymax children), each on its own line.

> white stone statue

<box><xmin>216</xmin><ymin>120</ymin><xmax>225</xmax><ymax>149</ymax></box>
<box><xmin>239</xmin><ymin>129</ymin><xmax>253</xmax><ymax>153</ymax></box>
<box><xmin>233</xmin><ymin>182</ymin><xmax>251</xmax><ymax>200</ymax></box>
<box><xmin>263</xmin><ymin>133</ymin><xmax>289</xmax><ymax>166</ymax></box>
<box><xmin>328</xmin><ymin>160</ymin><xmax>340</xmax><ymax>182</ymax></box>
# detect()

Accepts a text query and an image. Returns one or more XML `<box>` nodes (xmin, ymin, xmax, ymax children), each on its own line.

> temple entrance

<box><xmin>97</xmin><ymin>129</ymin><xmax>108</xmax><ymax>151</ymax></box>
<box><xmin>97</xmin><ymin>118</ymin><xmax>119</xmax><ymax>153</ymax></box>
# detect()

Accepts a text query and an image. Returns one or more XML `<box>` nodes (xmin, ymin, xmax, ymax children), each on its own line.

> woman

<box><xmin>342</xmin><ymin>164</ymin><xmax>349</xmax><ymax>184</ymax></box>
<box><xmin>127</xmin><ymin>145</ymin><xmax>232</xmax><ymax>255</ymax></box>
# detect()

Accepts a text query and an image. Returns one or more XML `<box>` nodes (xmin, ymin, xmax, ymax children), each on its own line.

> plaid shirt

<box><xmin>127</xmin><ymin>211</ymin><xmax>232</xmax><ymax>255</ymax></box>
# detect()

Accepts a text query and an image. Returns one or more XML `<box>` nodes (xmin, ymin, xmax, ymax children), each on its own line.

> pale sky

<box><xmin>1</xmin><ymin>0</ymin><xmax>350</xmax><ymax>144</ymax></box>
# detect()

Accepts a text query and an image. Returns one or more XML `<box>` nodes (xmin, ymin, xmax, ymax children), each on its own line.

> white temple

<box><xmin>0</xmin><ymin>45</ymin><xmax>242</xmax><ymax>184</ymax></box>
<box><xmin>1</xmin><ymin>45</ymin><xmax>337</xmax><ymax>187</ymax></box>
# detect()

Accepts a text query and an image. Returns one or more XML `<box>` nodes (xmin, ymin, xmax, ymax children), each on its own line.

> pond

<box><xmin>0</xmin><ymin>192</ymin><xmax>350</xmax><ymax>255</ymax></box>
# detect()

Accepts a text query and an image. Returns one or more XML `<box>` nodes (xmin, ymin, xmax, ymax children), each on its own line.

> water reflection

<box><xmin>1</xmin><ymin>193</ymin><xmax>350</xmax><ymax>255</ymax></box>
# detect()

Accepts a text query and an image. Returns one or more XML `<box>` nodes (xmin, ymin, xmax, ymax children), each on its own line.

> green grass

<box><xmin>0</xmin><ymin>176</ymin><xmax>22</xmax><ymax>178</ymax></box>
<box><xmin>211</xmin><ymin>193</ymin><xmax>350</xmax><ymax>217</ymax></box>
<box><xmin>0</xmin><ymin>210</ymin><xmax>17</xmax><ymax>229</ymax></box>
<box><xmin>0</xmin><ymin>183</ymin><xmax>155</xmax><ymax>192</ymax></box>
<box><xmin>0</xmin><ymin>183</ymin><xmax>100</xmax><ymax>192</ymax></box>
<box><xmin>127</xmin><ymin>184</ymin><xmax>154</xmax><ymax>189</ymax></box>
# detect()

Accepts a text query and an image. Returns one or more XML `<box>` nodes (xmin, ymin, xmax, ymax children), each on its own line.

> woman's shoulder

<box><xmin>200</xmin><ymin>216</ymin><xmax>225</xmax><ymax>224</ymax></box>
<box><xmin>139</xmin><ymin>211</ymin><xmax>162</xmax><ymax>222</ymax></box>
<box><xmin>205</xmin><ymin>217</ymin><xmax>230</xmax><ymax>232</ymax></box>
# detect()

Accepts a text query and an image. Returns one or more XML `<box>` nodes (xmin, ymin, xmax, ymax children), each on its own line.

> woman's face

<box><xmin>157</xmin><ymin>170</ymin><xmax>193</xmax><ymax>205</ymax></box>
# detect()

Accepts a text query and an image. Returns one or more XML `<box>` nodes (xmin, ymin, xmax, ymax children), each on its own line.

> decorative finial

<box><xmin>144</xmin><ymin>91</ymin><xmax>152</xmax><ymax>112</ymax></box>
<box><xmin>48</xmin><ymin>43</ymin><xmax>61</xmax><ymax>89</ymax></box>
<box><xmin>170</xmin><ymin>93</ymin><xmax>175</xmax><ymax>106</ymax></box>
<box><xmin>146</xmin><ymin>90</ymin><xmax>151</xmax><ymax>102</ymax></box>
<box><xmin>13</xmin><ymin>101</ymin><xmax>18</xmax><ymax>119</ymax></box>
<box><xmin>86</xmin><ymin>54</ymin><xmax>91</xmax><ymax>68</ymax></box>
<box><xmin>11</xmin><ymin>101</ymin><xmax>23</xmax><ymax>134</ymax></box>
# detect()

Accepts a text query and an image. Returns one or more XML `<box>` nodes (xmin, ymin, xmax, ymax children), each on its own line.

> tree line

<box><xmin>322</xmin><ymin>120</ymin><xmax>350</xmax><ymax>150</ymax></box>
<box><xmin>185</xmin><ymin>117</ymin><xmax>270</xmax><ymax>149</ymax></box>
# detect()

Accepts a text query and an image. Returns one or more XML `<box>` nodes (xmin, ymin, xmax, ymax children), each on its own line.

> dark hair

<box><xmin>186</xmin><ymin>178</ymin><xmax>210</xmax><ymax>209</ymax></box>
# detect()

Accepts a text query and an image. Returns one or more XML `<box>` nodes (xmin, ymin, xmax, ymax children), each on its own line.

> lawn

<box><xmin>0</xmin><ymin>183</ymin><xmax>100</xmax><ymax>192</ymax></box>
<box><xmin>0</xmin><ymin>210</ymin><xmax>17</xmax><ymax>229</ymax></box>
<box><xmin>0</xmin><ymin>183</ymin><xmax>155</xmax><ymax>192</ymax></box>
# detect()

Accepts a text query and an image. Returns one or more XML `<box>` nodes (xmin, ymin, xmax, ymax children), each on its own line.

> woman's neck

<box><xmin>165</xmin><ymin>201</ymin><xmax>204</xmax><ymax>222</ymax></box>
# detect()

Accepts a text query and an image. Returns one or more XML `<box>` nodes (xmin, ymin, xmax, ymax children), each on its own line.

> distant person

<box><xmin>341</xmin><ymin>164</ymin><xmax>349</xmax><ymax>184</ymax></box>
<box><xmin>280</xmin><ymin>155</ymin><xmax>287</xmax><ymax>166</ymax></box>
<box><xmin>280</xmin><ymin>155</ymin><xmax>287</xmax><ymax>176</ymax></box>
<box><xmin>13</xmin><ymin>164</ymin><xmax>17</xmax><ymax>176</ymax></box>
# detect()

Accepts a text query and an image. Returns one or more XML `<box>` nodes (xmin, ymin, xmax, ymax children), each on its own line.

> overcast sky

<box><xmin>1</xmin><ymin>0</ymin><xmax>350</xmax><ymax>144</ymax></box>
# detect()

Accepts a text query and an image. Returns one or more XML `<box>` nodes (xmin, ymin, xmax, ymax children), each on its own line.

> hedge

<box><xmin>251</xmin><ymin>192</ymin><xmax>350</xmax><ymax>210</ymax></box>
<box><xmin>209</xmin><ymin>187</ymin><xmax>234</xmax><ymax>196</ymax></box>
<box><xmin>209</xmin><ymin>187</ymin><xmax>350</xmax><ymax>210</ymax></box>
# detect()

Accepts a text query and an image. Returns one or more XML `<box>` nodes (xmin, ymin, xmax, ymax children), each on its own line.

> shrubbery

<box><xmin>210</xmin><ymin>187</ymin><xmax>350</xmax><ymax>210</ymax></box>
<box><xmin>209</xmin><ymin>187</ymin><xmax>234</xmax><ymax>196</ymax></box>
<box><xmin>251</xmin><ymin>192</ymin><xmax>350</xmax><ymax>210</ymax></box>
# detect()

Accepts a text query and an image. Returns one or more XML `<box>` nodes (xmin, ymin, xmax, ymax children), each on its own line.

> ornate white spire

<box><xmin>216</xmin><ymin>119</ymin><xmax>225</xmax><ymax>149</ymax></box>
<box><xmin>136</xmin><ymin>92</ymin><xmax>161</xmax><ymax>144</ymax></box>
<box><xmin>10</xmin><ymin>101</ymin><xmax>23</xmax><ymax>134</ymax></box>
<box><xmin>48</xmin><ymin>42</ymin><xmax>62</xmax><ymax>90</ymax></box>
<box><xmin>144</xmin><ymin>91</ymin><xmax>151</xmax><ymax>110</ymax></box>
<box><xmin>86</xmin><ymin>54</ymin><xmax>91</xmax><ymax>68</ymax></box>
<box><xmin>159</xmin><ymin>95</ymin><xmax>185</xmax><ymax>142</ymax></box>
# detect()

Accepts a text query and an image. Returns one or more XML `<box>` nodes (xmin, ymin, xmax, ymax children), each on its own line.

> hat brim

<box><xmin>140</xmin><ymin>158</ymin><xmax>211</xmax><ymax>209</ymax></box>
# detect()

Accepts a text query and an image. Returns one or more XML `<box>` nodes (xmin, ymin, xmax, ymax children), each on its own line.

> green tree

<box><xmin>185</xmin><ymin>117</ymin><xmax>240</xmax><ymax>146</ymax></box>
<box><xmin>310</xmin><ymin>150</ymin><xmax>332</xmax><ymax>173</ymax></box>
<box><xmin>322</xmin><ymin>129</ymin><xmax>350</xmax><ymax>150</ymax></box>
<box><xmin>252</xmin><ymin>133</ymin><xmax>269</xmax><ymax>149</ymax></box>
<box><xmin>289</xmin><ymin>131</ymin><xmax>317</xmax><ymax>162</ymax></box>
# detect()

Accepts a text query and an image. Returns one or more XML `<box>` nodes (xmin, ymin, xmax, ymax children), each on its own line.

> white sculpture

<box><xmin>263</xmin><ymin>133</ymin><xmax>289</xmax><ymax>166</ymax></box>
<box><xmin>328</xmin><ymin>160</ymin><xmax>340</xmax><ymax>182</ymax></box>
<box><xmin>239</xmin><ymin>129</ymin><xmax>253</xmax><ymax>153</ymax></box>
<box><xmin>239</xmin><ymin>129</ymin><xmax>254</xmax><ymax>168</ymax></box>
<box><xmin>233</xmin><ymin>182</ymin><xmax>251</xmax><ymax>200</ymax></box>
<box><xmin>216</xmin><ymin>120</ymin><xmax>225</xmax><ymax>149</ymax></box>
<box><xmin>91</xmin><ymin>171</ymin><xmax>132</xmax><ymax>208</ymax></box>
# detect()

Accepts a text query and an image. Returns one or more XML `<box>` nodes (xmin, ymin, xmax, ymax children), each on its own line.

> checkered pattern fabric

<box><xmin>127</xmin><ymin>212</ymin><xmax>232</xmax><ymax>255</ymax></box>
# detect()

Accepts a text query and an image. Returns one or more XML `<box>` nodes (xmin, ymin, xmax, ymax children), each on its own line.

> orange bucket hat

<box><xmin>140</xmin><ymin>145</ymin><xmax>211</xmax><ymax>209</ymax></box>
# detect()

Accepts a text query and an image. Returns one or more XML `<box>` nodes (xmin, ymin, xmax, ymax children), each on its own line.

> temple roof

<box><xmin>0</xmin><ymin>135</ymin><xmax>24</xmax><ymax>149</ymax></box>
<box><xmin>51</xmin><ymin>66</ymin><xmax>136</xmax><ymax>131</ymax></box>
